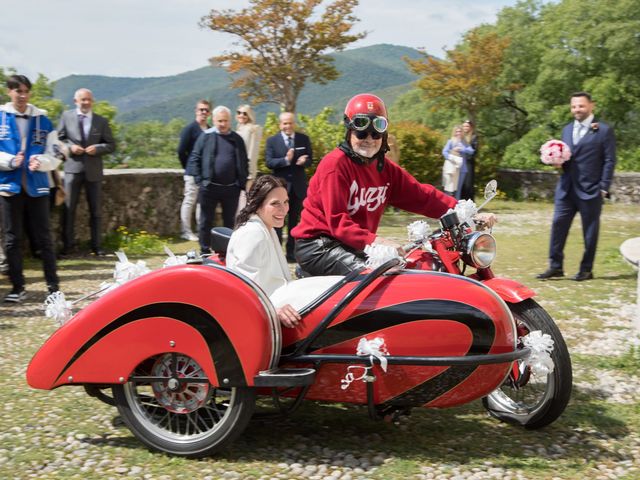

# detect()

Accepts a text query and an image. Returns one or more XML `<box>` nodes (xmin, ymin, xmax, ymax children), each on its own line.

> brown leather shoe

<box><xmin>572</xmin><ymin>271</ymin><xmax>593</xmax><ymax>281</ymax></box>
<box><xmin>536</xmin><ymin>268</ymin><xmax>564</xmax><ymax>279</ymax></box>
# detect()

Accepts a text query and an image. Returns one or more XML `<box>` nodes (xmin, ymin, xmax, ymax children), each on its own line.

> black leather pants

<box><xmin>294</xmin><ymin>236</ymin><xmax>366</xmax><ymax>276</ymax></box>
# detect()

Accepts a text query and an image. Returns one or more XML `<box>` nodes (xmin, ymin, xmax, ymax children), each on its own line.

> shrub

<box><xmin>391</xmin><ymin>121</ymin><xmax>445</xmax><ymax>185</ymax></box>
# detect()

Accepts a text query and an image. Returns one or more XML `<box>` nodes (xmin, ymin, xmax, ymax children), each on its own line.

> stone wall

<box><xmin>497</xmin><ymin>169</ymin><xmax>640</xmax><ymax>204</ymax></box>
<box><xmin>54</xmin><ymin>169</ymin><xmax>184</xmax><ymax>244</ymax></box>
<box><xmin>58</xmin><ymin>168</ymin><xmax>639</xmax><ymax>245</ymax></box>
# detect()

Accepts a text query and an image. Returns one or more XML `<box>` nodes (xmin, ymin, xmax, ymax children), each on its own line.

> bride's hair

<box><xmin>235</xmin><ymin>175</ymin><xmax>287</xmax><ymax>228</ymax></box>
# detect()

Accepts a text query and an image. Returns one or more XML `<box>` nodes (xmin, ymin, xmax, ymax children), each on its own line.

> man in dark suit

<box><xmin>537</xmin><ymin>92</ymin><xmax>616</xmax><ymax>281</ymax></box>
<box><xmin>187</xmin><ymin>106</ymin><xmax>248</xmax><ymax>254</ymax></box>
<box><xmin>58</xmin><ymin>88</ymin><xmax>115</xmax><ymax>255</ymax></box>
<box><xmin>265</xmin><ymin>112</ymin><xmax>313</xmax><ymax>262</ymax></box>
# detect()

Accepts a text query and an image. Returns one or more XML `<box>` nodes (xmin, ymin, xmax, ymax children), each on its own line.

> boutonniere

<box><xmin>590</xmin><ymin>122</ymin><xmax>599</xmax><ymax>133</ymax></box>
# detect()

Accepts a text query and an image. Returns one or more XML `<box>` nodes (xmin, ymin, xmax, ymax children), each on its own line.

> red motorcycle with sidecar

<box><xmin>26</xmin><ymin>182</ymin><xmax>572</xmax><ymax>457</ymax></box>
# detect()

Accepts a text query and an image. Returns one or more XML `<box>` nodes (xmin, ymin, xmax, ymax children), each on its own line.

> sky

<box><xmin>0</xmin><ymin>0</ymin><xmax>521</xmax><ymax>81</ymax></box>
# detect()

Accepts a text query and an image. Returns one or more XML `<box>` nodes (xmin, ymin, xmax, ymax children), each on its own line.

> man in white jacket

<box><xmin>0</xmin><ymin>75</ymin><xmax>62</xmax><ymax>303</ymax></box>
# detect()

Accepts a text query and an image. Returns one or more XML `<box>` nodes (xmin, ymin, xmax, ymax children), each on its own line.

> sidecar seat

<box><xmin>211</xmin><ymin>227</ymin><xmax>233</xmax><ymax>254</ymax></box>
<box><xmin>270</xmin><ymin>276</ymin><xmax>344</xmax><ymax>311</ymax></box>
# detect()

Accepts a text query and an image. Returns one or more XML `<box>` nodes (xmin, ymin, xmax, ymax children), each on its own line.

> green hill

<box><xmin>53</xmin><ymin>44</ymin><xmax>423</xmax><ymax>123</ymax></box>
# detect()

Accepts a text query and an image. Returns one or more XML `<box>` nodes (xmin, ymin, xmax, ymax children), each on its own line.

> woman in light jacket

<box><xmin>235</xmin><ymin>104</ymin><xmax>263</xmax><ymax>187</ymax></box>
<box><xmin>442</xmin><ymin>125</ymin><xmax>475</xmax><ymax>199</ymax></box>
<box><xmin>226</xmin><ymin>175</ymin><xmax>301</xmax><ymax>327</ymax></box>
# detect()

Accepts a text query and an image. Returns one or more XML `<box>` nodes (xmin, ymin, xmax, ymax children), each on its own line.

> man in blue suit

<box><xmin>537</xmin><ymin>92</ymin><xmax>616</xmax><ymax>281</ymax></box>
<box><xmin>265</xmin><ymin>112</ymin><xmax>313</xmax><ymax>262</ymax></box>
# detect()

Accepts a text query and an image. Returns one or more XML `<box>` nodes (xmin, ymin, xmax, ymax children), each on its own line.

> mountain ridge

<box><xmin>53</xmin><ymin>44</ymin><xmax>423</xmax><ymax>123</ymax></box>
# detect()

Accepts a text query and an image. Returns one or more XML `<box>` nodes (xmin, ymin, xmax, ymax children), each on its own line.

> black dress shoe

<box><xmin>536</xmin><ymin>268</ymin><xmax>564</xmax><ymax>279</ymax></box>
<box><xmin>572</xmin><ymin>271</ymin><xmax>593</xmax><ymax>281</ymax></box>
<box><xmin>91</xmin><ymin>249</ymin><xmax>106</xmax><ymax>257</ymax></box>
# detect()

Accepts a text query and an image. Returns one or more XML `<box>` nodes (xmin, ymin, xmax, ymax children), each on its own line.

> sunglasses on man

<box><xmin>197</xmin><ymin>108</ymin><xmax>210</xmax><ymax>113</ymax></box>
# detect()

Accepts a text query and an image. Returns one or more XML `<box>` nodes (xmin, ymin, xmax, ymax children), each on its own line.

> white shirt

<box><xmin>280</xmin><ymin>131</ymin><xmax>295</xmax><ymax>146</ymax></box>
<box><xmin>76</xmin><ymin>108</ymin><xmax>93</xmax><ymax>139</ymax></box>
<box><xmin>573</xmin><ymin>114</ymin><xmax>594</xmax><ymax>143</ymax></box>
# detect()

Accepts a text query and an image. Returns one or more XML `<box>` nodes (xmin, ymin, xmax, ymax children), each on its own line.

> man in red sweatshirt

<box><xmin>292</xmin><ymin>93</ymin><xmax>494</xmax><ymax>276</ymax></box>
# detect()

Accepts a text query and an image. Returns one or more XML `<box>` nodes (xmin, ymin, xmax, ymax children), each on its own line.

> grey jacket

<box><xmin>57</xmin><ymin>110</ymin><xmax>115</xmax><ymax>181</ymax></box>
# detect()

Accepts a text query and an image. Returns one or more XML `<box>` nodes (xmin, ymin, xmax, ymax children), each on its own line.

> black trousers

<box><xmin>1</xmin><ymin>192</ymin><xmax>58</xmax><ymax>289</ymax></box>
<box><xmin>198</xmin><ymin>184</ymin><xmax>240</xmax><ymax>251</ymax></box>
<box><xmin>295</xmin><ymin>236</ymin><xmax>366</xmax><ymax>276</ymax></box>
<box><xmin>275</xmin><ymin>189</ymin><xmax>303</xmax><ymax>258</ymax></box>
<box><xmin>63</xmin><ymin>172</ymin><xmax>102</xmax><ymax>251</ymax></box>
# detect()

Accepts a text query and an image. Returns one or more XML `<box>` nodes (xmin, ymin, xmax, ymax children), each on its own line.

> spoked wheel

<box><xmin>113</xmin><ymin>353</ymin><xmax>255</xmax><ymax>457</ymax></box>
<box><xmin>483</xmin><ymin>299</ymin><xmax>572</xmax><ymax>429</ymax></box>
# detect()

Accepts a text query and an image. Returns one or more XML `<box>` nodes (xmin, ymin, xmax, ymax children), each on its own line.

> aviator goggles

<box><xmin>347</xmin><ymin>114</ymin><xmax>388</xmax><ymax>135</ymax></box>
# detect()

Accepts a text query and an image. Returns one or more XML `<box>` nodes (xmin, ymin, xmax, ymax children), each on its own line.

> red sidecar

<box><xmin>27</xmin><ymin>252</ymin><xmax>571</xmax><ymax>457</ymax></box>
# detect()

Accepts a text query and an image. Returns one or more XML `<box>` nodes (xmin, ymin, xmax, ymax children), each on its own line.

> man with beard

<box><xmin>537</xmin><ymin>92</ymin><xmax>616</xmax><ymax>281</ymax></box>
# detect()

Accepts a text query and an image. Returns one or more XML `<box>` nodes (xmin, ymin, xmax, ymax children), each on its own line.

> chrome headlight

<box><xmin>462</xmin><ymin>232</ymin><xmax>497</xmax><ymax>268</ymax></box>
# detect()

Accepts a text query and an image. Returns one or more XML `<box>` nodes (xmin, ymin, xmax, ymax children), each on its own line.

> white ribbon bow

<box><xmin>453</xmin><ymin>199</ymin><xmax>478</xmax><ymax>228</ymax></box>
<box><xmin>356</xmin><ymin>337</ymin><xmax>390</xmax><ymax>372</ymax></box>
<box><xmin>162</xmin><ymin>245</ymin><xmax>189</xmax><ymax>267</ymax></box>
<box><xmin>364</xmin><ymin>243</ymin><xmax>405</xmax><ymax>269</ymax></box>
<box><xmin>43</xmin><ymin>291</ymin><xmax>74</xmax><ymax>326</ymax></box>
<box><xmin>407</xmin><ymin>220</ymin><xmax>431</xmax><ymax>242</ymax></box>
<box><xmin>522</xmin><ymin>330</ymin><xmax>555</xmax><ymax>376</ymax></box>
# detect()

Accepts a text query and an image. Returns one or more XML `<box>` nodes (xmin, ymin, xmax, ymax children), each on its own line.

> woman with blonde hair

<box><xmin>235</xmin><ymin>104</ymin><xmax>263</xmax><ymax>187</ymax></box>
<box><xmin>442</xmin><ymin>124</ymin><xmax>475</xmax><ymax>199</ymax></box>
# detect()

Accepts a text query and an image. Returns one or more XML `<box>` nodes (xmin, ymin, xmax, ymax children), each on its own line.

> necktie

<box><xmin>78</xmin><ymin>114</ymin><xmax>87</xmax><ymax>144</ymax></box>
<box><xmin>573</xmin><ymin>123</ymin><xmax>586</xmax><ymax>144</ymax></box>
<box><xmin>286</xmin><ymin>136</ymin><xmax>293</xmax><ymax>149</ymax></box>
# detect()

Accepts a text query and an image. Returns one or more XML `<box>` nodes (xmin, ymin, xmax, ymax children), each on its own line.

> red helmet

<box><xmin>344</xmin><ymin>93</ymin><xmax>388</xmax><ymax>121</ymax></box>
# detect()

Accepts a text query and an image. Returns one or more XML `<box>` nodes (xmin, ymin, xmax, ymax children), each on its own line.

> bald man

<box><xmin>58</xmin><ymin>88</ymin><xmax>115</xmax><ymax>256</ymax></box>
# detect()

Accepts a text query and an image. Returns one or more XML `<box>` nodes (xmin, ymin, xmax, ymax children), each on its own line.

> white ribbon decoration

<box><xmin>340</xmin><ymin>337</ymin><xmax>390</xmax><ymax>390</ymax></box>
<box><xmin>340</xmin><ymin>365</ymin><xmax>373</xmax><ymax>390</ymax></box>
<box><xmin>522</xmin><ymin>330</ymin><xmax>555</xmax><ymax>376</ymax></box>
<box><xmin>407</xmin><ymin>220</ymin><xmax>431</xmax><ymax>242</ymax></box>
<box><xmin>364</xmin><ymin>243</ymin><xmax>405</xmax><ymax>269</ymax></box>
<box><xmin>356</xmin><ymin>336</ymin><xmax>390</xmax><ymax>372</ymax></box>
<box><xmin>98</xmin><ymin>251</ymin><xmax>151</xmax><ymax>296</ymax></box>
<box><xmin>162</xmin><ymin>245</ymin><xmax>189</xmax><ymax>267</ymax></box>
<box><xmin>43</xmin><ymin>291</ymin><xmax>73</xmax><ymax>326</ymax></box>
<box><xmin>453</xmin><ymin>199</ymin><xmax>478</xmax><ymax>228</ymax></box>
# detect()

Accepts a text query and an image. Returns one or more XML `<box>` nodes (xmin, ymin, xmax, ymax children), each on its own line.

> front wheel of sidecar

<box><xmin>483</xmin><ymin>299</ymin><xmax>572</xmax><ymax>429</ymax></box>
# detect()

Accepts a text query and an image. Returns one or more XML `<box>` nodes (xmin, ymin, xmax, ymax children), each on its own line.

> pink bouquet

<box><xmin>540</xmin><ymin>139</ymin><xmax>571</xmax><ymax>166</ymax></box>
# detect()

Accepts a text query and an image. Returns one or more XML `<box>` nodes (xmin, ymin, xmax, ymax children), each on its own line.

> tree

<box><xmin>0</xmin><ymin>68</ymin><xmax>64</xmax><ymax>118</ymax></box>
<box><xmin>406</xmin><ymin>29</ymin><xmax>512</xmax><ymax>127</ymax></box>
<box><xmin>200</xmin><ymin>0</ymin><xmax>365</xmax><ymax>112</ymax></box>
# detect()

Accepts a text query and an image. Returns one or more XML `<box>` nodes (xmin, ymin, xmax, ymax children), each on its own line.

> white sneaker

<box><xmin>4</xmin><ymin>287</ymin><xmax>27</xmax><ymax>303</ymax></box>
<box><xmin>181</xmin><ymin>232</ymin><xmax>198</xmax><ymax>242</ymax></box>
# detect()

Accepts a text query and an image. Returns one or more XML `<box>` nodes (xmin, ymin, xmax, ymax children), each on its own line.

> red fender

<box><xmin>481</xmin><ymin>277</ymin><xmax>536</xmax><ymax>303</ymax></box>
<box><xmin>27</xmin><ymin>265</ymin><xmax>279</xmax><ymax>390</ymax></box>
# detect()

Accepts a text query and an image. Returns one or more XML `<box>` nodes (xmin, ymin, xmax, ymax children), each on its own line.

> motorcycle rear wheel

<box><xmin>112</xmin><ymin>353</ymin><xmax>255</xmax><ymax>457</ymax></box>
<box><xmin>483</xmin><ymin>298</ymin><xmax>572</xmax><ymax>429</ymax></box>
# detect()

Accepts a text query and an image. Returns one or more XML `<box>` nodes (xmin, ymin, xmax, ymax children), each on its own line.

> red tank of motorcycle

<box><xmin>280</xmin><ymin>270</ymin><xmax>516</xmax><ymax>408</ymax></box>
<box><xmin>26</xmin><ymin>265</ymin><xmax>279</xmax><ymax>390</ymax></box>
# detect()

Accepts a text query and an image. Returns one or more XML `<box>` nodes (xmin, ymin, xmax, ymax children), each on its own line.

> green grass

<box><xmin>2</xmin><ymin>199</ymin><xmax>640</xmax><ymax>479</ymax></box>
